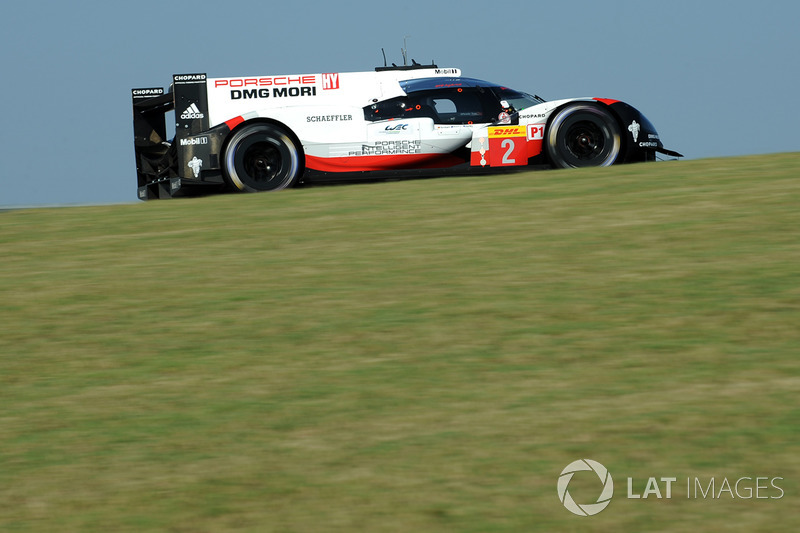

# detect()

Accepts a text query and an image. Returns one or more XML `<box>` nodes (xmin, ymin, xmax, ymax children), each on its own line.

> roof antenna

<box><xmin>381</xmin><ymin>48</ymin><xmax>387</xmax><ymax>67</ymax></box>
<box><xmin>401</xmin><ymin>35</ymin><xmax>410</xmax><ymax>66</ymax></box>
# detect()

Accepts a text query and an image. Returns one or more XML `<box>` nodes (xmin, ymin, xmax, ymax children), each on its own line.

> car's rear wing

<box><xmin>131</xmin><ymin>74</ymin><xmax>219</xmax><ymax>200</ymax></box>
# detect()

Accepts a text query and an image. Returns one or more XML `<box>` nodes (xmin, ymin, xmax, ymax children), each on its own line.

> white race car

<box><xmin>132</xmin><ymin>63</ymin><xmax>681</xmax><ymax>199</ymax></box>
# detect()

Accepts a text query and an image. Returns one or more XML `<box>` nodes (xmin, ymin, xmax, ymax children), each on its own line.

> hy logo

<box><xmin>322</xmin><ymin>72</ymin><xmax>340</xmax><ymax>90</ymax></box>
<box><xmin>558</xmin><ymin>459</ymin><xmax>614</xmax><ymax>517</ymax></box>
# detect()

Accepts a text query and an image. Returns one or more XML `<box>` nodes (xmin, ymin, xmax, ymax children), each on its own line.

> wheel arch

<box><xmin>594</xmin><ymin>100</ymin><xmax>662</xmax><ymax>163</ymax></box>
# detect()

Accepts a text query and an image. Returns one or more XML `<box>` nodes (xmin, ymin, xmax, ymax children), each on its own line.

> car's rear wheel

<box><xmin>546</xmin><ymin>104</ymin><xmax>621</xmax><ymax>168</ymax></box>
<box><xmin>223</xmin><ymin>123</ymin><xmax>302</xmax><ymax>192</ymax></box>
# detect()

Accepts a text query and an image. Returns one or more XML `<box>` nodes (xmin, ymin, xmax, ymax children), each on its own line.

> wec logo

<box><xmin>557</xmin><ymin>460</ymin><xmax>614</xmax><ymax>517</ymax></box>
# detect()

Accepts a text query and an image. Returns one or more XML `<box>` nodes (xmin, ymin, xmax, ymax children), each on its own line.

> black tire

<box><xmin>546</xmin><ymin>104</ymin><xmax>621</xmax><ymax>168</ymax></box>
<box><xmin>223</xmin><ymin>123</ymin><xmax>302</xmax><ymax>192</ymax></box>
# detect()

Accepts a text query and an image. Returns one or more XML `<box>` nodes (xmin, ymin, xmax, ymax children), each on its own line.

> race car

<box><xmin>132</xmin><ymin>63</ymin><xmax>682</xmax><ymax>199</ymax></box>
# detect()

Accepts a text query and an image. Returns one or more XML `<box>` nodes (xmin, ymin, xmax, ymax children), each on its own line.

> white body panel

<box><xmin>204</xmin><ymin>68</ymin><xmax>481</xmax><ymax>171</ymax></box>
<box><xmin>202</xmin><ymin>67</ymin><xmax>611</xmax><ymax>173</ymax></box>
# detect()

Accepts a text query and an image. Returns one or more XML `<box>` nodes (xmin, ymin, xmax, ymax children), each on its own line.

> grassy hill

<box><xmin>1</xmin><ymin>154</ymin><xmax>799</xmax><ymax>531</ymax></box>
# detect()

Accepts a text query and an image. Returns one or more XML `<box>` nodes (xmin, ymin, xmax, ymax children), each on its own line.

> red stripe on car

<box><xmin>593</xmin><ymin>98</ymin><xmax>620</xmax><ymax>106</ymax></box>
<box><xmin>225</xmin><ymin>116</ymin><xmax>245</xmax><ymax>130</ymax></box>
<box><xmin>306</xmin><ymin>153</ymin><xmax>465</xmax><ymax>173</ymax></box>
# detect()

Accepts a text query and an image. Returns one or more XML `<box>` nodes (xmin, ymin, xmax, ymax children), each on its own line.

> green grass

<box><xmin>1</xmin><ymin>154</ymin><xmax>799</xmax><ymax>531</ymax></box>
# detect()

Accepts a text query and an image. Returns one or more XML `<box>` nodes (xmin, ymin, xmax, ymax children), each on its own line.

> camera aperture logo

<box><xmin>558</xmin><ymin>459</ymin><xmax>614</xmax><ymax>516</ymax></box>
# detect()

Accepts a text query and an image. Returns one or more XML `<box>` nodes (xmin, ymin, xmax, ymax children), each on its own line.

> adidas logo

<box><xmin>180</xmin><ymin>103</ymin><xmax>204</xmax><ymax>120</ymax></box>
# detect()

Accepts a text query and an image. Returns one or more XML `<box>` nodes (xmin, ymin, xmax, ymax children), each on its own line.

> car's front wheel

<box><xmin>223</xmin><ymin>123</ymin><xmax>302</xmax><ymax>192</ymax></box>
<box><xmin>546</xmin><ymin>104</ymin><xmax>621</xmax><ymax>168</ymax></box>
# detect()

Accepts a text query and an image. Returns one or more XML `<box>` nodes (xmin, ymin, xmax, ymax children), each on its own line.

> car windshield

<box><xmin>491</xmin><ymin>86</ymin><xmax>546</xmax><ymax>112</ymax></box>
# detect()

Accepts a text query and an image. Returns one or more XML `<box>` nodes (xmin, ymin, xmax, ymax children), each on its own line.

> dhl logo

<box><xmin>488</xmin><ymin>126</ymin><xmax>526</xmax><ymax>138</ymax></box>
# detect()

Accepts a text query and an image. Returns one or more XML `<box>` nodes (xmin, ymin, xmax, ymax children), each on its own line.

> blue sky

<box><xmin>1</xmin><ymin>0</ymin><xmax>797</xmax><ymax>207</ymax></box>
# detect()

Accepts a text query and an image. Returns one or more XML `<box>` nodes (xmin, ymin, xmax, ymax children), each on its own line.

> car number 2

<box><xmin>501</xmin><ymin>139</ymin><xmax>516</xmax><ymax>164</ymax></box>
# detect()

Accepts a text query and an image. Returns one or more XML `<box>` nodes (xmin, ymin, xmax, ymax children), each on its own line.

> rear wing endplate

<box><xmin>131</xmin><ymin>74</ymin><xmax>211</xmax><ymax>199</ymax></box>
